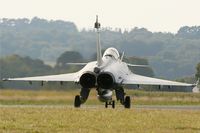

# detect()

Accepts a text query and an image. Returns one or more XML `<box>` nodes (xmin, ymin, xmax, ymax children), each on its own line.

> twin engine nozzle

<box><xmin>79</xmin><ymin>72</ymin><xmax>115</xmax><ymax>89</ymax></box>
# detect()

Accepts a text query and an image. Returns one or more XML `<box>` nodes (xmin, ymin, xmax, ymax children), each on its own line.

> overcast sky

<box><xmin>0</xmin><ymin>0</ymin><xmax>199</xmax><ymax>33</ymax></box>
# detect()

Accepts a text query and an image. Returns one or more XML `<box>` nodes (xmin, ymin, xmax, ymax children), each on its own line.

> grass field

<box><xmin>0</xmin><ymin>89</ymin><xmax>200</xmax><ymax>133</ymax></box>
<box><xmin>0</xmin><ymin>107</ymin><xmax>200</xmax><ymax>133</ymax></box>
<box><xmin>0</xmin><ymin>89</ymin><xmax>200</xmax><ymax>105</ymax></box>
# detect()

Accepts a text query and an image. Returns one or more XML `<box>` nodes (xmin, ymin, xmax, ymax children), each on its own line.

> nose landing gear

<box><xmin>104</xmin><ymin>95</ymin><xmax>131</xmax><ymax>109</ymax></box>
<box><xmin>105</xmin><ymin>100</ymin><xmax>115</xmax><ymax>108</ymax></box>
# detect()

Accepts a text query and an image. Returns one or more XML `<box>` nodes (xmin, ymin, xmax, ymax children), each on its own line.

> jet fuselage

<box><xmin>78</xmin><ymin>47</ymin><xmax>129</xmax><ymax>102</ymax></box>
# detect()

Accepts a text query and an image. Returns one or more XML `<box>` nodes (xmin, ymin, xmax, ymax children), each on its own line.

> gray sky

<box><xmin>0</xmin><ymin>0</ymin><xmax>199</xmax><ymax>33</ymax></box>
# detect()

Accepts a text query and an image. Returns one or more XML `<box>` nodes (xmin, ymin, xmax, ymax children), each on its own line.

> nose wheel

<box><xmin>105</xmin><ymin>100</ymin><xmax>115</xmax><ymax>108</ymax></box>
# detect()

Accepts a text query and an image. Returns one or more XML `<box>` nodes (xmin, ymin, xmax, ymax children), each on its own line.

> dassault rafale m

<box><xmin>3</xmin><ymin>16</ymin><xmax>196</xmax><ymax>108</ymax></box>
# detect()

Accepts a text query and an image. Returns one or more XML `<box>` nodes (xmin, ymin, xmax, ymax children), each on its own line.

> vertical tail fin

<box><xmin>95</xmin><ymin>15</ymin><xmax>103</xmax><ymax>66</ymax></box>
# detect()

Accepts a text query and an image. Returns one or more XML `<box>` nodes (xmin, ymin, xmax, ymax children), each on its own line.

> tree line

<box><xmin>0</xmin><ymin>51</ymin><xmax>154</xmax><ymax>89</ymax></box>
<box><xmin>0</xmin><ymin>17</ymin><xmax>200</xmax><ymax>79</ymax></box>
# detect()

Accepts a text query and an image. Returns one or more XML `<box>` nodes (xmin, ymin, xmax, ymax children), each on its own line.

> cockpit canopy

<box><xmin>103</xmin><ymin>47</ymin><xmax>120</xmax><ymax>59</ymax></box>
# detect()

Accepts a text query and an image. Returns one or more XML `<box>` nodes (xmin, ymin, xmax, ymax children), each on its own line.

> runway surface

<box><xmin>0</xmin><ymin>105</ymin><xmax>200</xmax><ymax>110</ymax></box>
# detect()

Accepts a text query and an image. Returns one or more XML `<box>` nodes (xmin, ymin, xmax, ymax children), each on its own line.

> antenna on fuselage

<box><xmin>120</xmin><ymin>52</ymin><xmax>125</xmax><ymax>61</ymax></box>
<box><xmin>95</xmin><ymin>15</ymin><xmax>103</xmax><ymax>66</ymax></box>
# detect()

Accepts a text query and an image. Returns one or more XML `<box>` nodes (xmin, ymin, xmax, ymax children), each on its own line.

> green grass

<box><xmin>0</xmin><ymin>89</ymin><xmax>200</xmax><ymax>133</ymax></box>
<box><xmin>0</xmin><ymin>107</ymin><xmax>200</xmax><ymax>133</ymax></box>
<box><xmin>0</xmin><ymin>89</ymin><xmax>200</xmax><ymax>105</ymax></box>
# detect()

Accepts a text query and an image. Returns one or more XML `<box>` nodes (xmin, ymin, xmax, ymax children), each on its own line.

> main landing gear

<box><xmin>124</xmin><ymin>96</ymin><xmax>131</xmax><ymax>108</ymax></box>
<box><xmin>74</xmin><ymin>87</ymin><xmax>131</xmax><ymax>109</ymax></box>
<box><xmin>74</xmin><ymin>95</ymin><xmax>81</xmax><ymax>108</ymax></box>
<box><xmin>104</xmin><ymin>95</ymin><xmax>130</xmax><ymax>109</ymax></box>
<box><xmin>74</xmin><ymin>88</ymin><xmax>90</xmax><ymax>108</ymax></box>
<box><xmin>115</xmin><ymin>87</ymin><xmax>131</xmax><ymax>109</ymax></box>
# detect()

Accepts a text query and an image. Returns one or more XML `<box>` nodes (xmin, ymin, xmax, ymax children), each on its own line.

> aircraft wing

<box><xmin>3</xmin><ymin>72</ymin><xmax>79</xmax><ymax>82</ymax></box>
<box><xmin>122</xmin><ymin>73</ymin><xmax>194</xmax><ymax>87</ymax></box>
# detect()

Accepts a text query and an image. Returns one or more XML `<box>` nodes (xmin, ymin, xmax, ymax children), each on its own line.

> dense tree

<box><xmin>177</xmin><ymin>26</ymin><xmax>200</xmax><ymax>39</ymax></box>
<box><xmin>56</xmin><ymin>51</ymin><xmax>83</xmax><ymax>67</ymax></box>
<box><xmin>0</xmin><ymin>55</ymin><xmax>53</xmax><ymax>79</ymax></box>
<box><xmin>196</xmin><ymin>63</ymin><xmax>200</xmax><ymax>79</ymax></box>
<box><xmin>0</xmin><ymin>17</ymin><xmax>200</xmax><ymax>79</ymax></box>
<box><xmin>124</xmin><ymin>56</ymin><xmax>154</xmax><ymax>77</ymax></box>
<box><xmin>0</xmin><ymin>81</ymin><xmax>2</xmax><ymax>88</ymax></box>
<box><xmin>54</xmin><ymin>51</ymin><xmax>84</xmax><ymax>74</ymax></box>
<box><xmin>0</xmin><ymin>55</ymin><xmax>54</xmax><ymax>89</ymax></box>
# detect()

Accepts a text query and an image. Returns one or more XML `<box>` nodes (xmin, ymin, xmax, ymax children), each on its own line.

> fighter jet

<box><xmin>3</xmin><ymin>16</ymin><xmax>195</xmax><ymax>108</ymax></box>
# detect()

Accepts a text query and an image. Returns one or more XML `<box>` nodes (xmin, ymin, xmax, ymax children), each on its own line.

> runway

<box><xmin>0</xmin><ymin>105</ymin><xmax>200</xmax><ymax>110</ymax></box>
<box><xmin>133</xmin><ymin>105</ymin><xmax>200</xmax><ymax>110</ymax></box>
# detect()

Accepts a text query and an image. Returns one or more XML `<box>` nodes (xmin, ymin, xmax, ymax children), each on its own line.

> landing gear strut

<box><xmin>115</xmin><ymin>87</ymin><xmax>131</xmax><ymax>108</ymax></box>
<box><xmin>105</xmin><ymin>100</ymin><xmax>115</xmax><ymax>108</ymax></box>
<box><xmin>74</xmin><ymin>88</ymin><xmax>90</xmax><ymax>108</ymax></box>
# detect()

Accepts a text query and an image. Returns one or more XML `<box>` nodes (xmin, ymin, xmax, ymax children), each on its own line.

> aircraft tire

<box><xmin>74</xmin><ymin>95</ymin><xmax>81</xmax><ymax>108</ymax></box>
<box><xmin>124</xmin><ymin>96</ymin><xmax>131</xmax><ymax>108</ymax></box>
<box><xmin>105</xmin><ymin>102</ymin><xmax>108</xmax><ymax>108</ymax></box>
<box><xmin>112</xmin><ymin>100</ymin><xmax>115</xmax><ymax>109</ymax></box>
